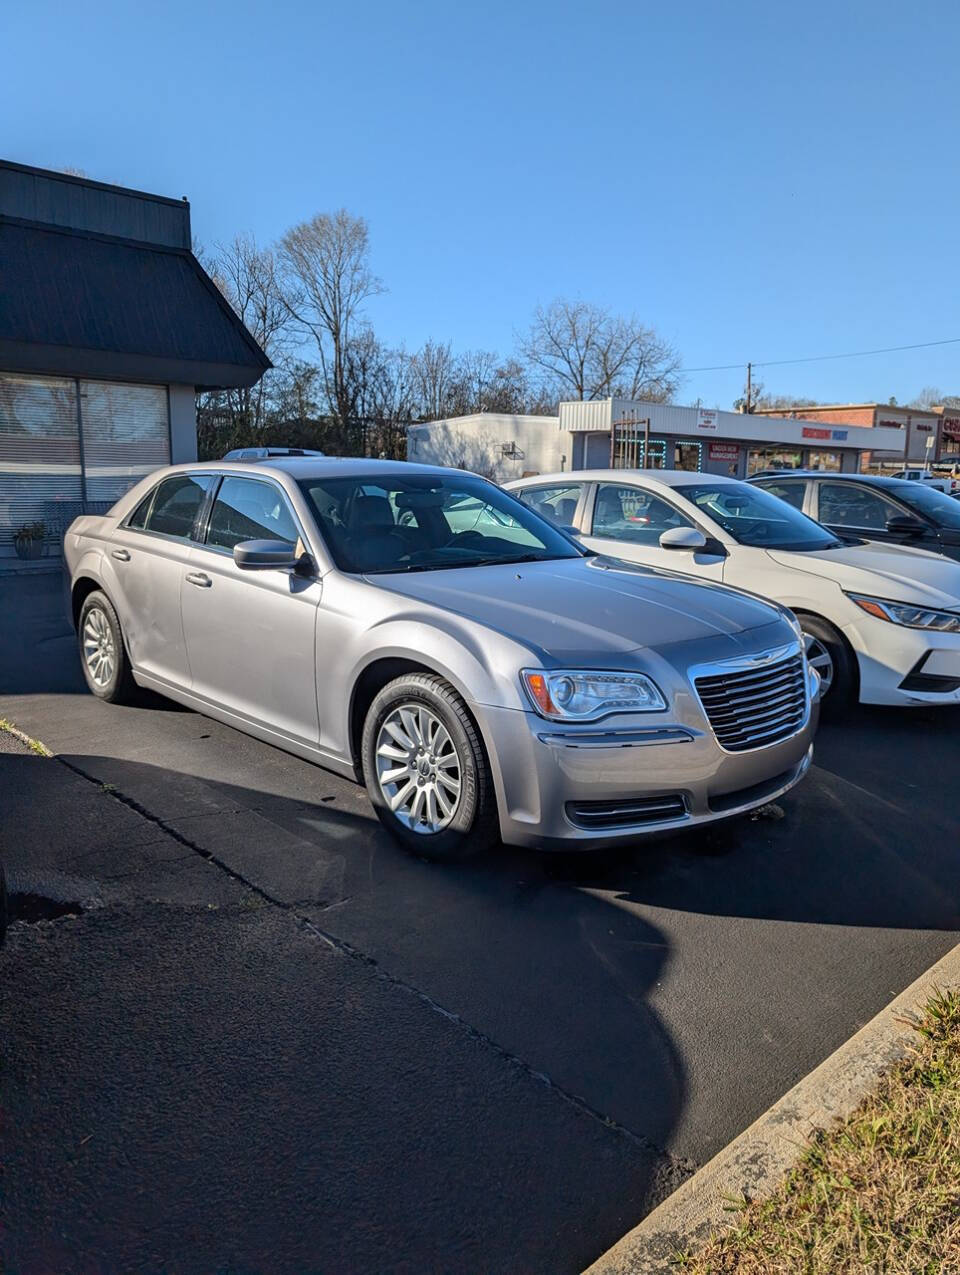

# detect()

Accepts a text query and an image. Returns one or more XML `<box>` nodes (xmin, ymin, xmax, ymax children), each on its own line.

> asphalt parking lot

<box><xmin>2</xmin><ymin>571</ymin><xmax>959</xmax><ymax>1273</ymax></box>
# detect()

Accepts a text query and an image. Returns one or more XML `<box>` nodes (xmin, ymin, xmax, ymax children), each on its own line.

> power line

<box><xmin>683</xmin><ymin>336</ymin><xmax>960</xmax><ymax>375</ymax></box>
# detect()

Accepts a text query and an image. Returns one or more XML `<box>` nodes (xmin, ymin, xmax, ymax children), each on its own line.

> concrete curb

<box><xmin>583</xmin><ymin>940</ymin><xmax>960</xmax><ymax>1275</ymax></box>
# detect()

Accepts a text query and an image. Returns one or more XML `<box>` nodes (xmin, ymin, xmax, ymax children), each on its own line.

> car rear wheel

<box><xmin>798</xmin><ymin>614</ymin><xmax>855</xmax><ymax>714</ymax></box>
<box><xmin>78</xmin><ymin>590</ymin><xmax>138</xmax><ymax>704</ymax></box>
<box><xmin>362</xmin><ymin>673</ymin><xmax>499</xmax><ymax>861</ymax></box>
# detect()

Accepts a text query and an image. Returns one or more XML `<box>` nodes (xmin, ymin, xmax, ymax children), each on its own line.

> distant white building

<box><xmin>411</xmin><ymin>399</ymin><xmax>907</xmax><ymax>480</ymax></box>
<box><xmin>406</xmin><ymin>413</ymin><xmax>567</xmax><ymax>481</ymax></box>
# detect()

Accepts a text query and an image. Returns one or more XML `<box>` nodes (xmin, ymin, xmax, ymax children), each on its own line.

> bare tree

<box><xmin>409</xmin><ymin>339</ymin><xmax>459</xmax><ymax>420</ymax></box>
<box><xmin>518</xmin><ymin>299</ymin><xmax>680</xmax><ymax>405</ymax></box>
<box><xmin>908</xmin><ymin>386</ymin><xmax>960</xmax><ymax>411</ymax></box>
<box><xmin>200</xmin><ymin>234</ymin><xmax>289</xmax><ymax>438</ymax></box>
<box><xmin>278</xmin><ymin>210</ymin><xmax>384</xmax><ymax>423</ymax></box>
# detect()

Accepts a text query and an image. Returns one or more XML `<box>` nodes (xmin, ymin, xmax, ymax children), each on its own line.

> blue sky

<box><xmin>4</xmin><ymin>0</ymin><xmax>959</xmax><ymax>409</ymax></box>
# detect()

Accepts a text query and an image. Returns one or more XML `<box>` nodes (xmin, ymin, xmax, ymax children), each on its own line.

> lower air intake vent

<box><xmin>566</xmin><ymin>794</ymin><xmax>687</xmax><ymax>830</ymax></box>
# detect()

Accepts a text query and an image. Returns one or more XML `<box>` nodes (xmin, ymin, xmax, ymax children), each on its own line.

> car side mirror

<box><xmin>233</xmin><ymin>539</ymin><xmax>302</xmax><ymax>570</ymax></box>
<box><xmin>560</xmin><ymin>524</ymin><xmax>583</xmax><ymax>538</ymax></box>
<box><xmin>659</xmin><ymin>527</ymin><xmax>707</xmax><ymax>551</ymax></box>
<box><xmin>885</xmin><ymin>514</ymin><xmax>926</xmax><ymax>537</ymax></box>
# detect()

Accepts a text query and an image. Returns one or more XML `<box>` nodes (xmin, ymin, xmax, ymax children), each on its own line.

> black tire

<box><xmin>361</xmin><ymin>673</ymin><xmax>499</xmax><ymax>862</ymax></box>
<box><xmin>77</xmin><ymin>590</ymin><xmax>138</xmax><ymax>704</ymax></box>
<box><xmin>798</xmin><ymin>613</ymin><xmax>856</xmax><ymax>716</ymax></box>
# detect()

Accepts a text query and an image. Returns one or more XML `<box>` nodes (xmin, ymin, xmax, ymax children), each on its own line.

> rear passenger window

<box><xmin>819</xmin><ymin>483</ymin><xmax>900</xmax><ymax>530</ymax></box>
<box><xmin>206</xmin><ymin>476</ymin><xmax>299</xmax><ymax>552</ymax></box>
<box><xmin>127</xmin><ymin>489</ymin><xmax>155</xmax><ymax>529</ymax></box>
<box><xmin>137</xmin><ymin>475</ymin><xmax>212</xmax><ymax>539</ymax></box>
<box><xmin>762</xmin><ymin>481</ymin><xmax>805</xmax><ymax>511</ymax></box>
<box><xmin>516</xmin><ymin>484</ymin><xmax>583</xmax><ymax>527</ymax></box>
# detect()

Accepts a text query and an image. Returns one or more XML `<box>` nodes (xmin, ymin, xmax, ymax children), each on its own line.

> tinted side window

<box><xmin>819</xmin><ymin>483</ymin><xmax>900</xmax><ymax>530</ymax></box>
<box><xmin>127</xmin><ymin>488</ymin><xmax>156</xmax><ymax>529</ymax></box>
<box><xmin>592</xmin><ymin>484</ymin><xmax>693</xmax><ymax>545</ymax></box>
<box><xmin>144</xmin><ymin>475</ymin><xmax>212</xmax><ymax>539</ymax></box>
<box><xmin>206</xmin><ymin>477</ymin><xmax>299</xmax><ymax>552</ymax></box>
<box><xmin>516</xmin><ymin>484</ymin><xmax>584</xmax><ymax>527</ymax></box>
<box><xmin>761</xmin><ymin>481</ymin><xmax>806</xmax><ymax>511</ymax></box>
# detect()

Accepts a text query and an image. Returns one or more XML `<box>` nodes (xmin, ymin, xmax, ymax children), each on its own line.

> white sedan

<box><xmin>506</xmin><ymin>469</ymin><xmax>960</xmax><ymax>711</ymax></box>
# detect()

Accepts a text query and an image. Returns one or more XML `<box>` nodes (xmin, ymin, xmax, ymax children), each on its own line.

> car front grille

<box><xmin>565</xmin><ymin>794</ymin><xmax>688</xmax><ymax>830</ymax></box>
<box><xmin>695</xmin><ymin>650</ymin><xmax>807</xmax><ymax>753</ymax></box>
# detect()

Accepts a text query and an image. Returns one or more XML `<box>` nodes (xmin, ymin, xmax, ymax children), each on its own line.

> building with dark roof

<box><xmin>0</xmin><ymin>159</ymin><xmax>270</xmax><ymax>562</ymax></box>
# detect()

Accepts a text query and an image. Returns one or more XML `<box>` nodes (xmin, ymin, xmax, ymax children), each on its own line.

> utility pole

<box><xmin>643</xmin><ymin>416</ymin><xmax>650</xmax><ymax>467</ymax></box>
<box><xmin>745</xmin><ymin>362</ymin><xmax>752</xmax><ymax>414</ymax></box>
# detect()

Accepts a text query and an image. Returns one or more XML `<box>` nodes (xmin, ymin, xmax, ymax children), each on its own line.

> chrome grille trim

<box><xmin>691</xmin><ymin>643</ymin><xmax>809</xmax><ymax>754</ymax></box>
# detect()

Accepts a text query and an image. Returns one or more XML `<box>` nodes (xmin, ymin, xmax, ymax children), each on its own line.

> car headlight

<box><xmin>846</xmin><ymin>593</ymin><xmax>960</xmax><ymax>633</ymax></box>
<box><xmin>520</xmin><ymin>669</ymin><xmax>667</xmax><ymax>720</ymax></box>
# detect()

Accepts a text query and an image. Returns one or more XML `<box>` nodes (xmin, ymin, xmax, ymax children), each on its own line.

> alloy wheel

<box><xmin>375</xmin><ymin>703</ymin><xmax>462</xmax><ymax>834</ymax></box>
<box><xmin>804</xmin><ymin>632</ymin><xmax>834</xmax><ymax>696</ymax></box>
<box><xmin>82</xmin><ymin>606</ymin><xmax>116</xmax><ymax>688</ymax></box>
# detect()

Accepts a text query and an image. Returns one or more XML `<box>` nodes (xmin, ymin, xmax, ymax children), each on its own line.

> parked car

<box><xmin>507</xmin><ymin>470</ymin><xmax>960</xmax><ymax>712</ymax></box>
<box><xmin>64</xmin><ymin>460</ymin><xmax>818</xmax><ymax>861</ymax></box>
<box><xmin>891</xmin><ymin>468</ymin><xmax>956</xmax><ymax>494</ymax></box>
<box><xmin>749</xmin><ymin>471</ymin><xmax>960</xmax><ymax>565</ymax></box>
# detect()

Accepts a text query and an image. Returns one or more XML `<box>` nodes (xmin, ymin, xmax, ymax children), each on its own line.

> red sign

<box><xmin>943</xmin><ymin>416</ymin><xmax>960</xmax><ymax>440</ymax></box>
<box><xmin>802</xmin><ymin>426</ymin><xmax>832</xmax><ymax>440</ymax></box>
<box><xmin>709</xmin><ymin>442</ymin><xmax>740</xmax><ymax>461</ymax></box>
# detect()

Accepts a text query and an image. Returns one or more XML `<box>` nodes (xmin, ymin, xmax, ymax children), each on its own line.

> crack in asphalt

<box><xmin>55</xmin><ymin>753</ymin><xmax>695</xmax><ymax>1176</ymax></box>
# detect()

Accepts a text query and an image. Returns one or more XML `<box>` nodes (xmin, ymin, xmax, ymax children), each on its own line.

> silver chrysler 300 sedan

<box><xmin>64</xmin><ymin>458</ymin><xmax>819</xmax><ymax>861</ymax></box>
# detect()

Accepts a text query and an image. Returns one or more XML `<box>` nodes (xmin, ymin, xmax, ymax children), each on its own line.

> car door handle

<box><xmin>185</xmin><ymin>571</ymin><xmax>212</xmax><ymax>588</ymax></box>
<box><xmin>111</xmin><ymin>549</ymin><xmax>131</xmax><ymax>561</ymax></box>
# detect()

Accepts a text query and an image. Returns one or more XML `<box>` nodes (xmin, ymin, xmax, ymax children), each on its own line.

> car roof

<box><xmin>163</xmin><ymin>456</ymin><xmax>478</xmax><ymax>483</ymax></box>
<box><xmin>507</xmin><ymin>468</ymin><xmax>741</xmax><ymax>489</ymax></box>
<box><xmin>752</xmin><ymin>471</ymin><xmax>912</xmax><ymax>488</ymax></box>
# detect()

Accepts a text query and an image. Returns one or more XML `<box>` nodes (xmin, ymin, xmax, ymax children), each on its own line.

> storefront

<box><xmin>560</xmin><ymin>400</ymin><xmax>905</xmax><ymax>478</ymax></box>
<box><xmin>0</xmin><ymin>160</ymin><xmax>270</xmax><ymax>562</ymax></box>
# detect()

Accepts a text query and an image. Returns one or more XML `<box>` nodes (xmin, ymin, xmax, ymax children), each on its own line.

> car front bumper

<box><xmin>473</xmin><ymin>673</ymin><xmax>818</xmax><ymax>850</ymax></box>
<box><xmin>843</xmin><ymin>616</ymin><xmax>960</xmax><ymax>706</ymax></box>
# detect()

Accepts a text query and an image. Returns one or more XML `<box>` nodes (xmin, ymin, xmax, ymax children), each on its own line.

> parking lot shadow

<box><xmin>574</xmin><ymin>704</ymin><xmax>960</xmax><ymax>933</ymax></box>
<box><xmin>0</xmin><ymin>744</ymin><xmax>689</xmax><ymax>1274</ymax></box>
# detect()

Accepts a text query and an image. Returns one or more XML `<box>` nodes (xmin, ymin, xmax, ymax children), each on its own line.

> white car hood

<box><xmin>767</xmin><ymin>540</ymin><xmax>960</xmax><ymax>609</ymax></box>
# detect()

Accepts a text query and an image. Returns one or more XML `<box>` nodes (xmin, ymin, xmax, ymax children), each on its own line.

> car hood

<box><xmin>766</xmin><ymin>541</ymin><xmax>960</xmax><ymax>608</ymax></box>
<box><xmin>368</xmin><ymin>555</ymin><xmax>785</xmax><ymax>661</ymax></box>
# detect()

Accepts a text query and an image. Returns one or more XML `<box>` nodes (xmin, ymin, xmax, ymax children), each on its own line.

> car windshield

<box><xmin>888</xmin><ymin>481</ymin><xmax>960</xmax><ymax>529</ymax></box>
<box><xmin>297</xmin><ymin>472</ymin><xmax>585</xmax><ymax>573</ymax></box>
<box><xmin>683</xmin><ymin>481</ymin><xmax>842</xmax><ymax>550</ymax></box>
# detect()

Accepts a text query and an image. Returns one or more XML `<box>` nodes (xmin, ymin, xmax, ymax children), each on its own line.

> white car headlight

<box><xmin>846</xmin><ymin>593</ymin><xmax>960</xmax><ymax>633</ymax></box>
<box><xmin>520</xmin><ymin>669</ymin><xmax>667</xmax><ymax>720</ymax></box>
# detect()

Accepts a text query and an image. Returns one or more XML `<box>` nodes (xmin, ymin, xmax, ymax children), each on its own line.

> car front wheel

<box><xmin>799</xmin><ymin>614</ymin><xmax>855</xmax><ymax>713</ymax></box>
<box><xmin>362</xmin><ymin>673</ymin><xmax>499</xmax><ymax>861</ymax></box>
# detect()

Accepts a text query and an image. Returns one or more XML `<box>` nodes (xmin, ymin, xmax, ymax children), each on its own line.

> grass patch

<box><xmin>677</xmin><ymin>988</ymin><xmax>960</xmax><ymax>1274</ymax></box>
<box><xmin>0</xmin><ymin>717</ymin><xmax>51</xmax><ymax>757</ymax></box>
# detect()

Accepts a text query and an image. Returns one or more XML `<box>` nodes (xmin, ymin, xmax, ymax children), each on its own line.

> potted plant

<box><xmin>13</xmin><ymin>521</ymin><xmax>47</xmax><ymax>561</ymax></box>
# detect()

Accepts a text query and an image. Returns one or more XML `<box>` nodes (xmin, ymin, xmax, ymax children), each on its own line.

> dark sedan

<box><xmin>750</xmin><ymin>471</ymin><xmax>960</xmax><ymax>563</ymax></box>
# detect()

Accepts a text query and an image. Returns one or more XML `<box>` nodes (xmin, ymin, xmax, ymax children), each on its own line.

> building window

<box><xmin>0</xmin><ymin>372</ymin><xmax>172</xmax><ymax>555</ymax></box>
<box><xmin>674</xmin><ymin>441</ymin><xmax>703</xmax><ymax>472</ymax></box>
<box><xmin>79</xmin><ymin>381</ymin><xmax>170</xmax><ymax>503</ymax></box>
<box><xmin>805</xmin><ymin>449</ymin><xmax>841</xmax><ymax>472</ymax></box>
<box><xmin>0</xmin><ymin>374</ymin><xmax>82</xmax><ymax>549</ymax></box>
<box><xmin>746</xmin><ymin>447</ymin><xmax>803</xmax><ymax>476</ymax></box>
